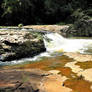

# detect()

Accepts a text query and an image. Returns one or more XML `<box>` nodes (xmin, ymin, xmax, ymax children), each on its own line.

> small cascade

<box><xmin>43</xmin><ymin>33</ymin><xmax>92</xmax><ymax>54</ymax></box>
<box><xmin>1</xmin><ymin>32</ymin><xmax>92</xmax><ymax>65</ymax></box>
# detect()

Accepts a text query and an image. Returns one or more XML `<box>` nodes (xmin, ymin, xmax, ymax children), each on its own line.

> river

<box><xmin>1</xmin><ymin>32</ymin><xmax>92</xmax><ymax>92</ymax></box>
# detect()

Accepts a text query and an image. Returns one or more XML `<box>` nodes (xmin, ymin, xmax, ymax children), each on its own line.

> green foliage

<box><xmin>18</xmin><ymin>23</ymin><xmax>23</xmax><ymax>28</ymax></box>
<box><xmin>71</xmin><ymin>9</ymin><xmax>90</xmax><ymax>21</ymax></box>
<box><xmin>2</xmin><ymin>0</ymin><xmax>19</xmax><ymax>16</ymax></box>
<box><xmin>66</xmin><ymin>10</ymin><xmax>92</xmax><ymax>37</ymax></box>
<box><xmin>56</xmin><ymin>22</ymin><xmax>66</xmax><ymax>25</ymax></box>
<box><xmin>0</xmin><ymin>0</ymin><xmax>91</xmax><ymax>25</ymax></box>
<box><xmin>85</xmin><ymin>9</ymin><xmax>92</xmax><ymax>16</ymax></box>
<box><xmin>2</xmin><ymin>0</ymin><xmax>31</xmax><ymax>16</ymax></box>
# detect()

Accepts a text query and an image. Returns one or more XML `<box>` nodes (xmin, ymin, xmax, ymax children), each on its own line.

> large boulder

<box><xmin>0</xmin><ymin>30</ymin><xmax>46</xmax><ymax>61</ymax></box>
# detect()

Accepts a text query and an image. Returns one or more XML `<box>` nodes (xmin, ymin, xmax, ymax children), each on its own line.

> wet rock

<box><xmin>48</xmin><ymin>70</ymin><xmax>61</xmax><ymax>75</ymax></box>
<box><xmin>0</xmin><ymin>69</ymin><xmax>72</xmax><ymax>92</ymax></box>
<box><xmin>0</xmin><ymin>82</ymin><xmax>36</xmax><ymax>92</ymax></box>
<box><xmin>14</xmin><ymin>82</ymin><xmax>35</xmax><ymax>92</ymax></box>
<box><xmin>0</xmin><ymin>30</ymin><xmax>46</xmax><ymax>61</ymax></box>
<box><xmin>64</xmin><ymin>52</ymin><xmax>92</xmax><ymax>62</ymax></box>
<box><xmin>78</xmin><ymin>68</ymin><xmax>92</xmax><ymax>82</ymax></box>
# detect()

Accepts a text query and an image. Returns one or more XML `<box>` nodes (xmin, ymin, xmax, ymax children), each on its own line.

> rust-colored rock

<box><xmin>0</xmin><ymin>69</ymin><xmax>72</xmax><ymax>92</ymax></box>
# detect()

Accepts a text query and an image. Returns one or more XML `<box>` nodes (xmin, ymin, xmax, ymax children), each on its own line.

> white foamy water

<box><xmin>1</xmin><ymin>33</ymin><xmax>92</xmax><ymax>65</ymax></box>
<box><xmin>43</xmin><ymin>33</ymin><xmax>92</xmax><ymax>54</ymax></box>
<box><xmin>0</xmin><ymin>52</ymin><xmax>53</xmax><ymax>65</ymax></box>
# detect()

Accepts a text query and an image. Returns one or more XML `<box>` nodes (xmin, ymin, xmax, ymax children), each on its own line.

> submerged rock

<box><xmin>0</xmin><ymin>30</ymin><xmax>46</xmax><ymax>61</ymax></box>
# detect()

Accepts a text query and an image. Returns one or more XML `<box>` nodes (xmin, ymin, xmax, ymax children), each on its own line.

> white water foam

<box><xmin>43</xmin><ymin>33</ymin><xmax>92</xmax><ymax>54</ymax></box>
<box><xmin>1</xmin><ymin>33</ymin><xmax>92</xmax><ymax>65</ymax></box>
<box><xmin>0</xmin><ymin>52</ymin><xmax>53</xmax><ymax>65</ymax></box>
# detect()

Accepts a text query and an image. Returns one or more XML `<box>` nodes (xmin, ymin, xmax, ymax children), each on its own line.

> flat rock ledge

<box><xmin>0</xmin><ymin>69</ymin><xmax>72</xmax><ymax>92</ymax></box>
<box><xmin>0</xmin><ymin>30</ymin><xmax>46</xmax><ymax>61</ymax></box>
<box><xmin>64</xmin><ymin>52</ymin><xmax>92</xmax><ymax>62</ymax></box>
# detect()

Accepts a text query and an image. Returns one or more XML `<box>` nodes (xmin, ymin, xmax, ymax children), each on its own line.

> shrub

<box><xmin>18</xmin><ymin>23</ymin><xmax>23</xmax><ymax>28</ymax></box>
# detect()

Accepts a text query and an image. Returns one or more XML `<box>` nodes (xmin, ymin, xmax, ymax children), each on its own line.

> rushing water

<box><xmin>1</xmin><ymin>31</ymin><xmax>92</xmax><ymax>92</ymax></box>
<box><xmin>0</xmin><ymin>32</ymin><xmax>92</xmax><ymax>65</ymax></box>
<box><xmin>44</xmin><ymin>33</ymin><xmax>92</xmax><ymax>54</ymax></box>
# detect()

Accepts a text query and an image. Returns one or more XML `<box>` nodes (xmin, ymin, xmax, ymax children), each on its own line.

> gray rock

<box><xmin>0</xmin><ymin>30</ymin><xmax>46</xmax><ymax>62</ymax></box>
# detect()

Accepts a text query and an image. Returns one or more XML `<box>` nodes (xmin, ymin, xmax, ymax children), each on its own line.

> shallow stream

<box><xmin>1</xmin><ymin>32</ymin><xmax>92</xmax><ymax>92</ymax></box>
<box><xmin>0</xmin><ymin>32</ymin><xmax>92</xmax><ymax>65</ymax></box>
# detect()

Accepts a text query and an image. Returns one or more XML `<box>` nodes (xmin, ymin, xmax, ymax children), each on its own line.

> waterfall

<box><xmin>43</xmin><ymin>33</ymin><xmax>92</xmax><ymax>54</ymax></box>
<box><xmin>1</xmin><ymin>32</ymin><xmax>92</xmax><ymax>65</ymax></box>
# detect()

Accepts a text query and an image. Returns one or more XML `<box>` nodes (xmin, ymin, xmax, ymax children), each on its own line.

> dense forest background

<box><xmin>0</xmin><ymin>0</ymin><xmax>91</xmax><ymax>26</ymax></box>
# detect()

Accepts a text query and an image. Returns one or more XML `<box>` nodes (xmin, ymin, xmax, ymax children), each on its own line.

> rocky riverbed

<box><xmin>2</xmin><ymin>52</ymin><xmax>92</xmax><ymax>92</ymax></box>
<box><xmin>0</xmin><ymin>30</ymin><xmax>46</xmax><ymax>61</ymax></box>
<box><xmin>0</xmin><ymin>69</ymin><xmax>72</xmax><ymax>92</ymax></box>
<box><xmin>1</xmin><ymin>25</ymin><xmax>92</xmax><ymax>92</ymax></box>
